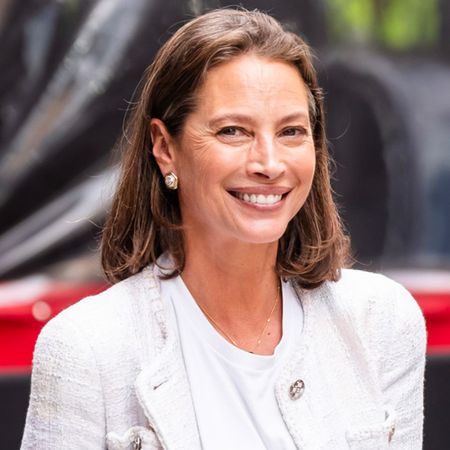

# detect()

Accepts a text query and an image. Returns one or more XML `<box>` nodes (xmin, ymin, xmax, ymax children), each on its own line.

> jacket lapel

<box><xmin>275</xmin><ymin>286</ymin><xmax>335</xmax><ymax>449</ymax></box>
<box><xmin>134</xmin><ymin>266</ymin><xmax>202</xmax><ymax>450</ymax></box>
<box><xmin>135</xmin><ymin>337</ymin><xmax>201</xmax><ymax>450</ymax></box>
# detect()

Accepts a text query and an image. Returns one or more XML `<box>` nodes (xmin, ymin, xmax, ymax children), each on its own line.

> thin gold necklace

<box><xmin>196</xmin><ymin>282</ymin><xmax>281</xmax><ymax>354</ymax></box>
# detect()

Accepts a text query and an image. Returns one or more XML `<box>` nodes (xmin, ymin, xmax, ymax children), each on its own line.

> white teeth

<box><xmin>236</xmin><ymin>192</ymin><xmax>283</xmax><ymax>205</ymax></box>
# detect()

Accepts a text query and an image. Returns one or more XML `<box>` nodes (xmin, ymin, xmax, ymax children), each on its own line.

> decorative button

<box><xmin>289</xmin><ymin>379</ymin><xmax>305</xmax><ymax>400</ymax></box>
<box><xmin>132</xmin><ymin>435</ymin><xmax>142</xmax><ymax>450</ymax></box>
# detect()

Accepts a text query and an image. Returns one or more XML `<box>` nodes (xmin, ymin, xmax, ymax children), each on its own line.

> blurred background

<box><xmin>0</xmin><ymin>0</ymin><xmax>449</xmax><ymax>448</ymax></box>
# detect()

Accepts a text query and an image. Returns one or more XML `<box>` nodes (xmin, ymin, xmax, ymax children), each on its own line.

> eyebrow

<box><xmin>207</xmin><ymin>111</ymin><xmax>310</xmax><ymax>128</ymax></box>
<box><xmin>207</xmin><ymin>114</ymin><xmax>253</xmax><ymax>128</ymax></box>
<box><xmin>278</xmin><ymin>112</ymin><xmax>310</xmax><ymax>125</ymax></box>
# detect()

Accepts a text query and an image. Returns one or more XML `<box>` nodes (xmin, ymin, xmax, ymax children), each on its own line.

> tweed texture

<box><xmin>21</xmin><ymin>267</ymin><xmax>426</xmax><ymax>449</ymax></box>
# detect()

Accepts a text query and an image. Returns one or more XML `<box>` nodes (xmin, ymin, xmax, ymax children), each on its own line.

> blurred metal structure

<box><xmin>1</xmin><ymin>0</ymin><xmax>449</xmax><ymax>280</ymax></box>
<box><xmin>321</xmin><ymin>51</ymin><xmax>450</xmax><ymax>269</ymax></box>
<box><xmin>0</xmin><ymin>0</ymin><xmax>190</xmax><ymax>278</ymax></box>
<box><xmin>0</xmin><ymin>0</ymin><xmax>329</xmax><ymax>279</ymax></box>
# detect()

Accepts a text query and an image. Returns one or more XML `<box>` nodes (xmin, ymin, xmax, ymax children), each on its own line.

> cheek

<box><xmin>178</xmin><ymin>142</ymin><xmax>239</xmax><ymax>186</ymax></box>
<box><xmin>295</xmin><ymin>145</ymin><xmax>316</xmax><ymax>183</ymax></box>
<box><xmin>175</xmin><ymin>145</ymin><xmax>224</xmax><ymax>206</ymax></box>
<box><xmin>176</xmin><ymin>142</ymin><xmax>209</xmax><ymax>182</ymax></box>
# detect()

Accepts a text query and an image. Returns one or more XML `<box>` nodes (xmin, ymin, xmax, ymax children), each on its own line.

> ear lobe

<box><xmin>150</xmin><ymin>118</ymin><xmax>175</xmax><ymax>173</ymax></box>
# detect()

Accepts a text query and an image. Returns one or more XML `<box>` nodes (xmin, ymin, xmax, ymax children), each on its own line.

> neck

<box><xmin>181</xmin><ymin>233</ymin><xmax>280</xmax><ymax>319</ymax></box>
<box><xmin>179</xmin><ymin>232</ymin><xmax>283</xmax><ymax>355</ymax></box>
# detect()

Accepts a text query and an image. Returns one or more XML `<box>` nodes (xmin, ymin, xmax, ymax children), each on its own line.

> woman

<box><xmin>21</xmin><ymin>8</ymin><xmax>426</xmax><ymax>450</ymax></box>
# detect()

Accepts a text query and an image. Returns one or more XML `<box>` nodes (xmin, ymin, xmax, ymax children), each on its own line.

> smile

<box><xmin>233</xmin><ymin>192</ymin><xmax>283</xmax><ymax>205</ymax></box>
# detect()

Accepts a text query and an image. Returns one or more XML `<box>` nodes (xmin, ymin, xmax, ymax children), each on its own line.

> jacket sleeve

<box><xmin>20</xmin><ymin>312</ymin><xmax>106</xmax><ymax>449</ymax></box>
<box><xmin>377</xmin><ymin>281</ymin><xmax>426</xmax><ymax>449</ymax></box>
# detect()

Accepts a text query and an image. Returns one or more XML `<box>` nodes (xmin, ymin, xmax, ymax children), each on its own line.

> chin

<box><xmin>237</xmin><ymin>226</ymin><xmax>287</xmax><ymax>245</ymax></box>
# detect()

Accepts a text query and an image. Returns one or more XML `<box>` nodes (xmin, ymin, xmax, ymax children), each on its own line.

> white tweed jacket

<box><xmin>21</xmin><ymin>266</ymin><xmax>426</xmax><ymax>450</ymax></box>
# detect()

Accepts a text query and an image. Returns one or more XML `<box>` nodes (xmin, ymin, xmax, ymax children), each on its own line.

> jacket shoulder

<box><xmin>332</xmin><ymin>268</ymin><xmax>423</xmax><ymax>317</ymax></box>
<box><xmin>53</xmin><ymin>266</ymin><xmax>158</xmax><ymax>322</ymax></box>
<box><xmin>35</xmin><ymin>266</ymin><xmax>163</xmax><ymax>365</ymax></box>
<box><xmin>312</xmin><ymin>269</ymin><xmax>426</xmax><ymax>353</ymax></box>
<box><xmin>328</xmin><ymin>268</ymin><xmax>425</xmax><ymax>357</ymax></box>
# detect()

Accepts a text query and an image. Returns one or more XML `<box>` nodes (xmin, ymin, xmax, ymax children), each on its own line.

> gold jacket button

<box><xmin>289</xmin><ymin>379</ymin><xmax>305</xmax><ymax>400</ymax></box>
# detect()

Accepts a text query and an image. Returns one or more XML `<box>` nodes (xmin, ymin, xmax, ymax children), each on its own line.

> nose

<box><xmin>246</xmin><ymin>136</ymin><xmax>285</xmax><ymax>180</ymax></box>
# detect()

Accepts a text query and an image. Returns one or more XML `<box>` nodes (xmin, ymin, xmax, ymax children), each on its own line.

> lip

<box><xmin>227</xmin><ymin>186</ymin><xmax>290</xmax><ymax>210</ymax></box>
<box><xmin>227</xmin><ymin>186</ymin><xmax>292</xmax><ymax>195</ymax></box>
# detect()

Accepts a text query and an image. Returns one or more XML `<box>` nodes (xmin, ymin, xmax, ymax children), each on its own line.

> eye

<box><xmin>280</xmin><ymin>126</ymin><xmax>308</xmax><ymax>137</ymax></box>
<box><xmin>218</xmin><ymin>126</ymin><xmax>245</xmax><ymax>137</ymax></box>
<box><xmin>216</xmin><ymin>126</ymin><xmax>251</xmax><ymax>145</ymax></box>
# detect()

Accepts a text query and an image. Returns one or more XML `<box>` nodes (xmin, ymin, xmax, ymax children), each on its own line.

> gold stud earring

<box><xmin>164</xmin><ymin>172</ymin><xmax>178</xmax><ymax>190</ymax></box>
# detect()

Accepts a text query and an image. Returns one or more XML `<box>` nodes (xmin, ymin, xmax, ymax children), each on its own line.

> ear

<box><xmin>150</xmin><ymin>118</ymin><xmax>177</xmax><ymax>175</ymax></box>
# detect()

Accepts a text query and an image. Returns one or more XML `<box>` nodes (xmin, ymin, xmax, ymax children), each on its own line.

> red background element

<box><xmin>0</xmin><ymin>281</ymin><xmax>449</xmax><ymax>371</ymax></box>
<box><xmin>414</xmin><ymin>291</ymin><xmax>450</xmax><ymax>354</ymax></box>
<box><xmin>0</xmin><ymin>281</ymin><xmax>107</xmax><ymax>371</ymax></box>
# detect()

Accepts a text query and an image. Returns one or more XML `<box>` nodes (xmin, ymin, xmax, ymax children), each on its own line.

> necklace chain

<box><xmin>196</xmin><ymin>282</ymin><xmax>280</xmax><ymax>354</ymax></box>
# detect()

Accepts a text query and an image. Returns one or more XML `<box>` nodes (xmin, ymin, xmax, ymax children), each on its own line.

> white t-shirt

<box><xmin>160</xmin><ymin>268</ymin><xmax>303</xmax><ymax>450</ymax></box>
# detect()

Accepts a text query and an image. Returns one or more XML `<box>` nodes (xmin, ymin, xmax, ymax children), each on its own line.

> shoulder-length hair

<box><xmin>101</xmin><ymin>8</ymin><xmax>351</xmax><ymax>288</ymax></box>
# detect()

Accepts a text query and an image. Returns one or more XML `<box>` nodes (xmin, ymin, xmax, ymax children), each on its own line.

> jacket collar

<box><xmin>134</xmin><ymin>265</ymin><xmax>202</xmax><ymax>450</ymax></box>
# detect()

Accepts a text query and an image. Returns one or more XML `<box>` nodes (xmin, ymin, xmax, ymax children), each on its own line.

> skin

<box><xmin>151</xmin><ymin>54</ymin><xmax>315</xmax><ymax>354</ymax></box>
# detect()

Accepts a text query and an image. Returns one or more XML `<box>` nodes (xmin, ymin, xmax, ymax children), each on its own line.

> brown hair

<box><xmin>101</xmin><ymin>8</ymin><xmax>351</xmax><ymax>288</ymax></box>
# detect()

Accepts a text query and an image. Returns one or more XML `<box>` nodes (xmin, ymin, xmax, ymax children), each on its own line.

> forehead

<box><xmin>192</xmin><ymin>54</ymin><xmax>310</xmax><ymax>118</ymax></box>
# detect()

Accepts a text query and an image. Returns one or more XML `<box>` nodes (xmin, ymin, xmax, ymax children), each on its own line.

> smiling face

<box><xmin>152</xmin><ymin>54</ymin><xmax>316</xmax><ymax>248</ymax></box>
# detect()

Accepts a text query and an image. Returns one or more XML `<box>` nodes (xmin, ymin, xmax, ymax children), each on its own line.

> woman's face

<box><xmin>154</xmin><ymin>54</ymin><xmax>316</xmax><ymax>247</ymax></box>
